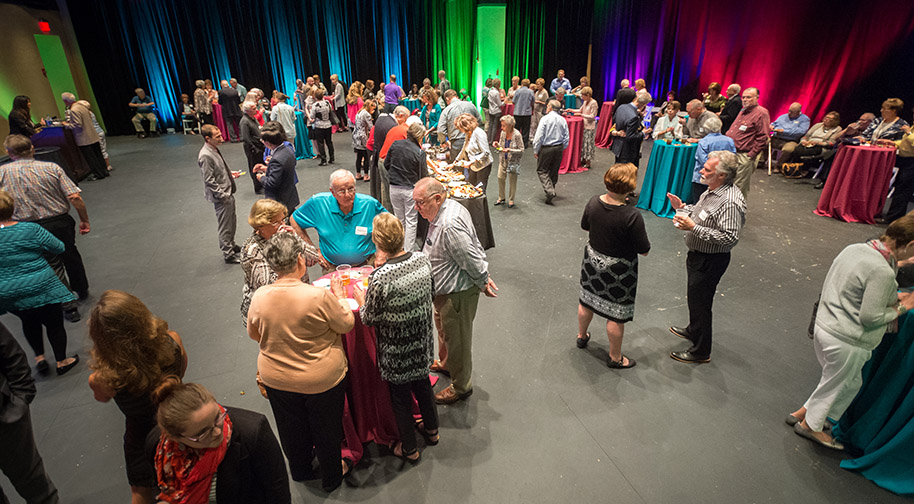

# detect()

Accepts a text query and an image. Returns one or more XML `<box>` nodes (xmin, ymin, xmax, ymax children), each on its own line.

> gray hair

<box><xmin>727</xmin><ymin>83</ymin><xmax>741</xmax><ymax>96</ymax></box>
<box><xmin>195</xmin><ymin>80</ymin><xmax>205</xmax><ymax>88</ymax></box>
<box><xmin>263</xmin><ymin>233</ymin><xmax>304</xmax><ymax>275</ymax></box>
<box><xmin>687</xmin><ymin>99</ymin><xmax>703</xmax><ymax>112</ymax></box>
<box><xmin>635</xmin><ymin>93</ymin><xmax>653</xmax><ymax>106</ymax></box>
<box><xmin>547</xmin><ymin>100</ymin><xmax>562</xmax><ymax>111</ymax></box>
<box><xmin>61</xmin><ymin>92</ymin><xmax>76</xmax><ymax>103</ymax></box>
<box><xmin>708</xmin><ymin>150</ymin><xmax>738</xmax><ymax>183</ymax></box>
<box><xmin>555</xmin><ymin>87</ymin><xmax>565</xmax><ymax>95</ymax></box>
<box><xmin>329</xmin><ymin>169</ymin><xmax>355</xmax><ymax>186</ymax></box>
<box><xmin>241</xmin><ymin>101</ymin><xmax>257</xmax><ymax>114</ymax></box>
<box><xmin>499</xmin><ymin>115</ymin><xmax>516</xmax><ymax>129</ymax></box>
<box><xmin>407</xmin><ymin>123</ymin><xmax>426</xmax><ymax>143</ymax></box>
<box><xmin>393</xmin><ymin>105</ymin><xmax>410</xmax><ymax>118</ymax></box>
<box><xmin>230</xmin><ymin>78</ymin><xmax>238</xmax><ymax>84</ymax></box>
<box><xmin>704</xmin><ymin>115</ymin><xmax>723</xmax><ymax>133</ymax></box>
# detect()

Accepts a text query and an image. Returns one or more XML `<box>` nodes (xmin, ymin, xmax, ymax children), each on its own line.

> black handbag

<box><xmin>808</xmin><ymin>298</ymin><xmax>819</xmax><ymax>339</ymax></box>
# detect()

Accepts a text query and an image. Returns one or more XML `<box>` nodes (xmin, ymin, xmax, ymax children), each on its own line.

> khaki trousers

<box><xmin>433</xmin><ymin>288</ymin><xmax>480</xmax><ymax>394</ymax></box>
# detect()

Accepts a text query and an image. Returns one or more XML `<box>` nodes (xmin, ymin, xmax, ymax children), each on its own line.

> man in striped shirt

<box><xmin>666</xmin><ymin>150</ymin><xmax>746</xmax><ymax>363</ymax></box>
<box><xmin>414</xmin><ymin>178</ymin><xmax>498</xmax><ymax>404</ymax></box>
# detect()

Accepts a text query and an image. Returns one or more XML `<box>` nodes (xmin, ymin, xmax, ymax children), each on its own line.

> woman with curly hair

<box><xmin>346</xmin><ymin>81</ymin><xmax>364</xmax><ymax>128</ymax></box>
<box><xmin>87</xmin><ymin>290</ymin><xmax>187</xmax><ymax>504</ymax></box>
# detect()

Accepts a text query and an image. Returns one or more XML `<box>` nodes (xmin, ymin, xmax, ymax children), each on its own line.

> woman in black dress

<box><xmin>576</xmin><ymin>163</ymin><xmax>651</xmax><ymax>368</ymax></box>
<box><xmin>7</xmin><ymin>95</ymin><xmax>43</xmax><ymax>137</ymax></box>
<box><xmin>87</xmin><ymin>290</ymin><xmax>187</xmax><ymax>504</ymax></box>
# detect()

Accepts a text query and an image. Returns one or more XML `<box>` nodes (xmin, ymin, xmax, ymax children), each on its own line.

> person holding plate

<box><xmin>493</xmin><ymin>115</ymin><xmax>524</xmax><ymax>207</ymax></box>
<box><xmin>452</xmin><ymin>113</ymin><xmax>493</xmax><ymax>193</ymax></box>
<box><xmin>666</xmin><ymin>150</ymin><xmax>746</xmax><ymax>363</ymax></box>
<box><xmin>576</xmin><ymin>163</ymin><xmax>650</xmax><ymax>368</ymax></box>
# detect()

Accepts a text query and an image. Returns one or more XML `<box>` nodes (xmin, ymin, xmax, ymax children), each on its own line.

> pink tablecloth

<box><xmin>559</xmin><ymin>116</ymin><xmax>587</xmax><ymax>174</ymax></box>
<box><xmin>317</xmin><ymin>267</ymin><xmax>437</xmax><ymax>465</ymax></box>
<box><xmin>325</xmin><ymin>96</ymin><xmax>341</xmax><ymax>133</ymax></box>
<box><xmin>211</xmin><ymin>103</ymin><xmax>228</xmax><ymax>139</ymax></box>
<box><xmin>502</xmin><ymin>103</ymin><xmax>515</xmax><ymax>116</ymax></box>
<box><xmin>814</xmin><ymin>145</ymin><xmax>896</xmax><ymax>224</ymax></box>
<box><xmin>595</xmin><ymin>101</ymin><xmax>615</xmax><ymax>149</ymax></box>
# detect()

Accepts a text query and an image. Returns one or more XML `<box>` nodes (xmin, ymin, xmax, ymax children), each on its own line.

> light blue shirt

<box><xmin>693</xmin><ymin>133</ymin><xmax>737</xmax><ymax>183</ymax></box>
<box><xmin>292</xmin><ymin>193</ymin><xmax>387</xmax><ymax>266</ymax></box>
<box><xmin>532</xmin><ymin>111</ymin><xmax>570</xmax><ymax>154</ymax></box>
<box><xmin>771</xmin><ymin>113</ymin><xmax>810</xmax><ymax>141</ymax></box>
<box><xmin>550</xmin><ymin>78</ymin><xmax>571</xmax><ymax>95</ymax></box>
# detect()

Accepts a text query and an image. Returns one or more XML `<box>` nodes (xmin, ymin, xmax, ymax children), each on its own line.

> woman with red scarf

<box><xmin>146</xmin><ymin>379</ymin><xmax>290</xmax><ymax>504</ymax></box>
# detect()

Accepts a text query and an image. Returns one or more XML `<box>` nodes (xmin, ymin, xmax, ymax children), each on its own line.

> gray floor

<box><xmin>2</xmin><ymin>131</ymin><xmax>905</xmax><ymax>504</ymax></box>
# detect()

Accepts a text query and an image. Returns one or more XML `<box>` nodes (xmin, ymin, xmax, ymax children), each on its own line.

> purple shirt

<box><xmin>384</xmin><ymin>83</ymin><xmax>403</xmax><ymax>105</ymax></box>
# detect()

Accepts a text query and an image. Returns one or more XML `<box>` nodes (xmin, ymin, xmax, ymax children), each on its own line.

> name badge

<box><xmin>738</xmin><ymin>125</ymin><xmax>748</xmax><ymax>132</ymax></box>
<box><xmin>355</xmin><ymin>226</ymin><xmax>368</xmax><ymax>236</ymax></box>
<box><xmin>698</xmin><ymin>210</ymin><xmax>709</xmax><ymax>221</ymax></box>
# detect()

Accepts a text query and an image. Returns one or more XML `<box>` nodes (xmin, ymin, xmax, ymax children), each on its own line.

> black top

<box><xmin>0</xmin><ymin>321</ymin><xmax>35</xmax><ymax>424</ymax></box>
<box><xmin>8</xmin><ymin>111</ymin><xmax>38</xmax><ymax>137</ymax></box>
<box><xmin>385</xmin><ymin>139</ymin><xmax>427</xmax><ymax>187</ymax></box>
<box><xmin>146</xmin><ymin>407</ymin><xmax>292</xmax><ymax>504</ymax></box>
<box><xmin>240</xmin><ymin>115</ymin><xmax>264</xmax><ymax>159</ymax></box>
<box><xmin>581</xmin><ymin>195</ymin><xmax>651</xmax><ymax>260</ymax></box>
<box><xmin>610</xmin><ymin>103</ymin><xmax>644</xmax><ymax>160</ymax></box>
<box><xmin>218</xmin><ymin>87</ymin><xmax>242</xmax><ymax>118</ymax></box>
<box><xmin>373</xmin><ymin>114</ymin><xmax>398</xmax><ymax>154</ymax></box>
<box><xmin>614</xmin><ymin>88</ymin><xmax>636</xmax><ymax>107</ymax></box>
<box><xmin>261</xmin><ymin>143</ymin><xmax>299</xmax><ymax>214</ymax></box>
<box><xmin>719</xmin><ymin>96</ymin><xmax>742</xmax><ymax>133</ymax></box>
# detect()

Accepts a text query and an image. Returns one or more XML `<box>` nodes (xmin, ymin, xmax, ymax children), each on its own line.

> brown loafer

<box><xmin>430</xmin><ymin>360</ymin><xmax>450</xmax><ymax>376</ymax></box>
<box><xmin>435</xmin><ymin>385</ymin><xmax>472</xmax><ymax>405</ymax></box>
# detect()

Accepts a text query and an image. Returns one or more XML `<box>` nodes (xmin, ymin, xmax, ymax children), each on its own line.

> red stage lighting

<box><xmin>38</xmin><ymin>19</ymin><xmax>50</xmax><ymax>33</ymax></box>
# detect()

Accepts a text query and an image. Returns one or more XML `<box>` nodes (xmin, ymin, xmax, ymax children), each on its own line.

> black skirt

<box><xmin>579</xmin><ymin>244</ymin><xmax>639</xmax><ymax>323</ymax></box>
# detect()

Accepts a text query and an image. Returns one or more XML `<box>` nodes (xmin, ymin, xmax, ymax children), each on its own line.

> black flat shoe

<box><xmin>390</xmin><ymin>442</ymin><xmax>421</xmax><ymax>465</ymax></box>
<box><xmin>414</xmin><ymin>420</ymin><xmax>439</xmax><ymax>446</ymax></box>
<box><xmin>494</xmin><ymin>199</ymin><xmax>505</xmax><ymax>206</ymax></box>
<box><xmin>607</xmin><ymin>355</ymin><xmax>636</xmax><ymax>369</ymax></box>
<box><xmin>36</xmin><ymin>360</ymin><xmax>50</xmax><ymax>375</ymax></box>
<box><xmin>64</xmin><ymin>306</ymin><xmax>81</xmax><ymax>323</ymax></box>
<box><xmin>670</xmin><ymin>350</ymin><xmax>710</xmax><ymax>364</ymax></box>
<box><xmin>576</xmin><ymin>332</ymin><xmax>591</xmax><ymax>349</ymax></box>
<box><xmin>814</xmin><ymin>181</ymin><xmax>825</xmax><ymax>190</ymax></box>
<box><xmin>56</xmin><ymin>354</ymin><xmax>79</xmax><ymax>375</ymax></box>
<box><xmin>669</xmin><ymin>326</ymin><xmax>692</xmax><ymax>340</ymax></box>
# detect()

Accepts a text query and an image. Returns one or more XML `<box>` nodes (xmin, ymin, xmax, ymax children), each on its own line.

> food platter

<box><xmin>425</xmin><ymin>158</ymin><xmax>482</xmax><ymax>199</ymax></box>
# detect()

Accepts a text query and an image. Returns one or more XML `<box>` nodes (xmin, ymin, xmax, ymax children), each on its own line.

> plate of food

<box><xmin>449</xmin><ymin>184</ymin><xmax>483</xmax><ymax>199</ymax></box>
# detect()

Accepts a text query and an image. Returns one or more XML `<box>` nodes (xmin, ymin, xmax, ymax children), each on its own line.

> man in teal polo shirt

<box><xmin>291</xmin><ymin>169</ymin><xmax>387</xmax><ymax>271</ymax></box>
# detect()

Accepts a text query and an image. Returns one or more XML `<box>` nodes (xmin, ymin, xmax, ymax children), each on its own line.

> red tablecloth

<box><xmin>502</xmin><ymin>103</ymin><xmax>515</xmax><ymax>116</ymax></box>
<box><xmin>559</xmin><ymin>116</ymin><xmax>587</xmax><ymax>174</ymax></box>
<box><xmin>317</xmin><ymin>267</ymin><xmax>437</xmax><ymax>465</ymax></box>
<box><xmin>814</xmin><ymin>145</ymin><xmax>896</xmax><ymax>224</ymax></box>
<box><xmin>211</xmin><ymin>103</ymin><xmax>228</xmax><ymax>139</ymax></box>
<box><xmin>595</xmin><ymin>101</ymin><xmax>615</xmax><ymax>149</ymax></box>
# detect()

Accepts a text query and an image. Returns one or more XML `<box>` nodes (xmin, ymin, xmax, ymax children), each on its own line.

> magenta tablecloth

<box><xmin>814</xmin><ymin>145</ymin><xmax>896</xmax><ymax>224</ymax></box>
<box><xmin>316</xmin><ymin>267</ymin><xmax>437</xmax><ymax>465</ymax></box>
<box><xmin>595</xmin><ymin>101</ymin><xmax>615</xmax><ymax>149</ymax></box>
<box><xmin>502</xmin><ymin>103</ymin><xmax>515</xmax><ymax>116</ymax></box>
<box><xmin>559</xmin><ymin>116</ymin><xmax>587</xmax><ymax>174</ymax></box>
<box><xmin>211</xmin><ymin>103</ymin><xmax>228</xmax><ymax>139</ymax></box>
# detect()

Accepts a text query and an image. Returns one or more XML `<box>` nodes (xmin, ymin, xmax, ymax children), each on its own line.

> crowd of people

<box><xmin>2</xmin><ymin>63</ymin><xmax>914</xmax><ymax>503</ymax></box>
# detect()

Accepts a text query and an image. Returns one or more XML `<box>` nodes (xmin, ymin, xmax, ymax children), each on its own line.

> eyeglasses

<box><xmin>335</xmin><ymin>187</ymin><xmax>357</xmax><ymax>195</ymax></box>
<box><xmin>183</xmin><ymin>408</ymin><xmax>227</xmax><ymax>442</ymax></box>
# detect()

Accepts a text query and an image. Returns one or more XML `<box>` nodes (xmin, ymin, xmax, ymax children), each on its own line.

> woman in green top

<box><xmin>0</xmin><ymin>190</ymin><xmax>78</xmax><ymax>375</ymax></box>
<box><xmin>702</xmin><ymin>82</ymin><xmax>727</xmax><ymax>113</ymax></box>
<box><xmin>419</xmin><ymin>89</ymin><xmax>442</xmax><ymax>145</ymax></box>
<box><xmin>788</xmin><ymin>215</ymin><xmax>914</xmax><ymax>450</ymax></box>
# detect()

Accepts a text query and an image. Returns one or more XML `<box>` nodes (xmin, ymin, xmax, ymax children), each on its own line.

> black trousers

<box><xmin>514</xmin><ymin>115</ymin><xmax>531</xmax><ymax>147</ymax></box>
<box><xmin>34</xmin><ymin>213</ymin><xmax>89</xmax><ymax>295</ymax></box>
<box><xmin>0</xmin><ymin>405</ymin><xmax>59</xmax><ymax>504</ymax></box>
<box><xmin>313</xmin><ymin>127</ymin><xmax>334</xmax><ymax>162</ymax></box>
<box><xmin>10</xmin><ymin>303</ymin><xmax>68</xmax><ymax>362</ymax></box>
<box><xmin>264</xmin><ymin>378</ymin><xmax>346</xmax><ymax>491</ymax></box>
<box><xmin>354</xmin><ymin>148</ymin><xmax>370</xmax><ymax>176</ymax></box>
<box><xmin>685</xmin><ymin>250</ymin><xmax>731</xmax><ymax>357</ymax></box>
<box><xmin>335</xmin><ymin>105</ymin><xmax>348</xmax><ymax>129</ymax></box>
<box><xmin>78</xmin><ymin>143</ymin><xmax>108</xmax><ymax>179</ymax></box>
<box><xmin>780</xmin><ymin>144</ymin><xmax>823</xmax><ymax>166</ymax></box>
<box><xmin>536</xmin><ymin>144</ymin><xmax>564</xmax><ymax>197</ymax></box>
<box><xmin>244</xmin><ymin>149</ymin><xmax>265</xmax><ymax>193</ymax></box>
<box><xmin>886</xmin><ymin>156</ymin><xmax>914</xmax><ymax>221</ymax></box>
<box><xmin>466</xmin><ymin>163</ymin><xmax>492</xmax><ymax>194</ymax></box>
<box><xmin>199</xmin><ymin>112</ymin><xmax>213</xmax><ymax>125</ymax></box>
<box><xmin>225</xmin><ymin>116</ymin><xmax>241</xmax><ymax>141</ymax></box>
<box><xmin>388</xmin><ymin>378</ymin><xmax>439</xmax><ymax>454</ymax></box>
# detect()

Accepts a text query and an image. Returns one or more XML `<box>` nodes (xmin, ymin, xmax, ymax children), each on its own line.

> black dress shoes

<box><xmin>56</xmin><ymin>354</ymin><xmax>80</xmax><ymax>375</ymax></box>
<box><xmin>669</xmin><ymin>326</ymin><xmax>692</xmax><ymax>340</ymax></box>
<box><xmin>670</xmin><ymin>350</ymin><xmax>710</xmax><ymax>364</ymax></box>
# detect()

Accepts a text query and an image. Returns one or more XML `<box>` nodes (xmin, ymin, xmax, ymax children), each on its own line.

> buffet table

<box><xmin>636</xmin><ymin>141</ymin><xmax>698</xmax><ymax>218</ymax></box>
<box><xmin>403</xmin><ymin>98</ymin><xmax>422</xmax><ymax>114</ymax></box>
<box><xmin>833</xmin><ymin>313</ymin><xmax>914</xmax><ymax>496</ymax></box>
<box><xmin>564</xmin><ymin>94</ymin><xmax>577</xmax><ymax>110</ymax></box>
<box><xmin>594</xmin><ymin>101</ymin><xmax>615</xmax><ymax>149</ymax></box>
<box><xmin>31</xmin><ymin>126</ymin><xmax>90</xmax><ymax>182</ymax></box>
<box><xmin>814</xmin><ymin>144</ymin><xmax>896</xmax><ymax>224</ymax></box>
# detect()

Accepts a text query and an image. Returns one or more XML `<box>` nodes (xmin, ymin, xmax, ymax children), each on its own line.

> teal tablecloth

<box><xmin>833</xmin><ymin>314</ymin><xmax>914</xmax><ymax>496</ymax></box>
<box><xmin>564</xmin><ymin>94</ymin><xmax>576</xmax><ymax>110</ymax></box>
<box><xmin>402</xmin><ymin>98</ymin><xmax>422</xmax><ymax>114</ymax></box>
<box><xmin>636</xmin><ymin>141</ymin><xmax>698</xmax><ymax>218</ymax></box>
<box><xmin>294</xmin><ymin>111</ymin><xmax>315</xmax><ymax>160</ymax></box>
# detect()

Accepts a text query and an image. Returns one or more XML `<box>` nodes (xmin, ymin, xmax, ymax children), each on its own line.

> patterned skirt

<box><xmin>579</xmin><ymin>244</ymin><xmax>638</xmax><ymax>323</ymax></box>
<box><xmin>582</xmin><ymin>128</ymin><xmax>596</xmax><ymax>162</ymax></box>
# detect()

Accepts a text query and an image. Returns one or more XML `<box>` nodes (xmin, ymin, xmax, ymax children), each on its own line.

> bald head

<box><xmin>687</xmin><ymin>99</ymin><xmax>705</xmax><ymax>118</ymax></box>
<box><xmin>788</xmin><ymin>102</ymin><xmax>802</xmax><ymax>119</ymax></box>
<box><xmin>620</xmin><ymin>79</ymin><xmax>630</xmax><ymax>88</ymax></box>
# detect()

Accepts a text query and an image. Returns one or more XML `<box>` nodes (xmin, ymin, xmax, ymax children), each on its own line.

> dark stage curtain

<box><xmin>504</xmin><ymin>0</ymin><xmax>593</xmax><ymax>93</ymax></box>
<box><xmin>590</xmin><ymin>0</ymin><xmax>914</xmax><ymax>123</ymax></box>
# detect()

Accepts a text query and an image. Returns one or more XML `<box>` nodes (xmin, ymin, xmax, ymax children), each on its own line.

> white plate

<box><xmin>344</xmin><ymin>298</ymin><xmax>359</xmax><ymax>310</ymax></box>
<box><xmin>313</xmin><ymin>278</ymin><xmax>331</xmax><ymax>289</ymax></box>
